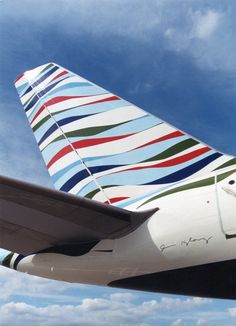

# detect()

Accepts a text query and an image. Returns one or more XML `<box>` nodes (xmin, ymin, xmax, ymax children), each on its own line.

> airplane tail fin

<box><xmin>14</xmin><ymin>63</ymin><xmax>235</xmax><ymax>207</ymax></box>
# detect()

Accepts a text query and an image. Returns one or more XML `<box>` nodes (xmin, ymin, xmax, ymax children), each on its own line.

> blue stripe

<box><xmin>16</xmin><ymin>82</ymin><xmax>29</xmax><ymax>96</ymax></box>
<box><xmin>38</xmin><ymin>123</ymin><xmax>58</xmax><ymax>146</ymax></box>
<box><xmin>54</xmin><ymin>162</ymin><xmax>86</xmax><ymax>189</ymax></box>
<box><xmin>60</xmin><ymin>169</ymin><xmax>90</xmax><ymax>192</ymax></box>
<box><xmin>56</xmin><ymin>82</ymin><xmax>92</xmax><ymax>89</ymax></box>
<box><xmin>46</xmin><ymin>82</ymin><xmax>94</xmax><ymax>97</ymax></box>
<box><xmin>28</xmin><ymin>98</ymin><xmax>45</xmax><ymax>121</ymax></box>
<box><xmin>95</xmin><ymin>151</ymin><xmax>216</xmax><ymax>187</ymax></box>
<box><xmin>31</xmin><ymin>66</ymin><xmax>59</xmax><ymax>88</ymax></box>
<box><xmin>41</xmin><ymin>139</ymin><xmax>69</xmax><ymax>163</ymax></box>
<box><xmin>52</xmin><ymin>161</ymin><xmax>81</xmax><ymax>183</ymax></box>
<box><xmin>24</xmin><ymin>94</ymin><xmax>39</xmax><ymax>112</ymax></box>
<box><xmin>53</xmin><ymin>99</ymin><xmax>130</xmax><ymax>119</ymax></box>
<box><xmin>35</xmin><ymin>112</ymin><xmax>96</xmax><ymax>146</ymax></box>
<box><xmin>34</xmin><ymin>116</ymin><xmax>57</xmax><ymax>140</ymax></box>
<box><xmin>27</xmin><ymin>78</ymin><xmax>89</xmax><ymax>120</ymax></box>
<box><xmin>77</xmin><ymin>179</ymin><xmax>99</xmax><ymax>197</ymax></box>
<box><xmin>85</xmin><ymin>136</ymin><xmax>189</xmax><ymax>166</ymax></box>
<box><xmin>37</xmin><ymin>76</ymin><xmax>70</xmax><ymax>98</ymax></box>
<box><xmin>146</xmin><ymin>153</ymin><xmax>222</xmax><ymax>185</ymax></box>
<box><xmin>97</xmin><ymin>166</ymin><xmax>179</xmax><ymax>187</ymax></box>
<box><xmin>49</xmin><ymin>85</ymin><xmax>106</xmax><ymax>98</ymax></box>
<box><xmin>63</xmin><ymin>116</ymin><xmax>162</xmax><ymax>150</ymax></box>
<box><xmin>93</xmin><ymin>115</ymin><xmax>161</xmax><ymax>138</ymax></box>
<box><xmin>57</xmin><ymin>114</ymin><xmax>92</xmax><ymax>127</ymax></box>
<box><xmin>115</xmin><ymin>186</ymin><xmax>169</xmax><ymax>208</ymax></box>
<box><xmin>28</xmin><ymin>91</ymin><xmax>125</xmax><ymax>123</ymax></box>
<box><xmin>22</xmin><ymin>85</ymin><xmax>33</xmax><ymax>97</ymax></box>
<box><xmin>89</xmin><ymin>164</ymin><xmax>122</xmax><ymax>174</ymax></box>
<box><xmin>75</xmin><ymin>115</ymin><xmax>160</xmax><ymax>140</ymax></box>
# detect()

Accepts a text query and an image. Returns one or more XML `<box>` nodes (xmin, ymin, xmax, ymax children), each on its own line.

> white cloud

<box><xmin>0</xmin><ymin>267</ymin><xmax>85</xmax><ymax>302</ymax></box>
<box><xmin>172</xmin><ymin>317</ymin><xmax>217</xmax><ymax>326</ymax></box>
<box><xmin>1</xmin><ymin>1</ymin><xmax>236</xmax><ymax>324</ymax></box>
<box><xmin>2</xmin><ymin>1</ymin><xmax>236</xmax><ymax>76</ymax></box>
<box><xmin>110</xmin><ymin>292</ymin><xmax>138</xmax><ymax>302</ymax></box>
<box><xmin>1</xmin><ymin>0</ymin><xmax>162</xmax><ymax>41</ymax></box>
<box><xmin>0</xmin><ymin>268</ymin><xmax>214</xmax><ymax>325</ymax></box>
<box><xmin>163</xmin><ymin>5</ymin><xmax>236</xmax><ymax>71</ymax></box>
<box><xmin>158</xmin><ymin>297</ymin><xmax>211</xmax><ymax>310</ymax></box>
<box><xmin>0</xmin><ymin>293</ymin><xmax>213</xmax><ymax>326</ymax></box>
<box><xmin>172</xmin><ymin>319</ymin><xmax>189</xmax><ymax>326</ymax></box>
<box><xmin>228</xmin><ymin>307</ymin><xmax>236</xmax><ymax>317</ymax></box>
<box><xmin>191</xmin><ymin>9</ymin><xmax>222</xmax><ymax>40</ymax></box>
<box><xmin>196</xmin><ymin>319</ymin><xmax>212</xmax><ymax>326</ymax></box>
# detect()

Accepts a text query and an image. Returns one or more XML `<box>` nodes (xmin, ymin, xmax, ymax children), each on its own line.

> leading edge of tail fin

<box><xmin>14</xmin><ymin>63</ymin><xmax>235</xmax><ymax>207</ymax></box>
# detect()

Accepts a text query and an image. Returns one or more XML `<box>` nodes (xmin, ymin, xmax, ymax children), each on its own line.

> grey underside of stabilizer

<box><xmin>0</xmin><ymin>175</ymin><xmax>157</xmax><ymax>255</ymax></box>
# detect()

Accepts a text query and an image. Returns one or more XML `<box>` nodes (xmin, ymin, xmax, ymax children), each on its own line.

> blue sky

<box><xmin>0</xmin><ymin>0</ymin><xmax>236</xmax><ymax>325</ymax></box>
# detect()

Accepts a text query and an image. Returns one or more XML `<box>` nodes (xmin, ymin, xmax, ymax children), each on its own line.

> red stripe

<box><xmin>47</xmin><ymin>133</ymin><xmax>134</xmax><ymax>169</ymax></box>
<box><xmin>15</xmin><ymin>73</ymin><xmax>24</xmax><ymax>83</ymax></box>
<box><xmin>31</xmin><ymin>95</ymin><xmax>119</xmax><ymax>124</ymax></box>
<box><xmin>111</xmin><ymin>147</ymin><xmax>212</xmax><ymax>174</ymax></box>
<box><xmin>73</xmin><ymin>133</ymin><xmax>133</xmax><ymax>149</ymax></box>
<box><xmin>149</xmin><ymin>146</ymin><xmax>211</xmax><ymax>168</ymax></box>
<box><xmin>31</xmin><ymin>95</ymin><xmax>90</xmax><ymax>123</ymax></box>
<box><xmin>133</xmin><ymin>130</ymin><xmax>184</xmax><ymax>150</ymax></box>
<box><xmin>82</xmin><ymin>95</ymin><xmax>120</xmax><ymax>107</ymax></box>
<box><xmin>47</xmin><ymin>146</ymin><xmax>73</xmax><ymax>169</ymax></box>
<box><xmin>49</xmin><ymin>70</ymin><xmax>68</xmax><ymax>83</ymax></box>
<box><xmin>104</xmin><ymin>197</ymin><xmax>129</xmax><ymax>204</ymax></box>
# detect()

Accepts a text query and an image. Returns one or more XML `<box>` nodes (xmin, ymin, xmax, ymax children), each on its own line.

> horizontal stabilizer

<box><xmin>0</xmin><ymin>176</ymin><xmax>156</xmax><ymax>255</ymax></box>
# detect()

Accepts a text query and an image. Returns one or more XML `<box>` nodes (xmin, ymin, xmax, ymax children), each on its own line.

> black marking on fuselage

<box><xmin>109</xmin><ymin>258</ymin><xmax>236</xmax><ymax>299</ymax></box>
<box><xmin>36</xmin><ymin>241</ymin><xmax>99</xmax><ymax>257</ymax></box>
<box><xmin>2</xmin><ymin>252</ymin><xmax>14</xmax><ymax>268</ymax></box>
<box><xmin>93</xmin><ymin>249</ymin><xmax>113</xmax><ymax>252</ymax></box>
<box><xmin>13</xmin><ymin>254</ymin><xmax>25</xmax><ymax>270</ymax></box>
<box><xmin>11</xmin><ymin>241</ymin><xmax>99</xmax><ymax>271</ymax></box>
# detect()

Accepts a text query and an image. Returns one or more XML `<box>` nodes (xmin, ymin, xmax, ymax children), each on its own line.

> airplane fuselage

<box><xmin>2</xmin><ymin>165</ymin><xmax>236</xmax><ymax>299</ymax></box>
<box><xmin>2</xmin><ymin>62</ymin><xmax>235</xmax><ymax>300</ymax></box>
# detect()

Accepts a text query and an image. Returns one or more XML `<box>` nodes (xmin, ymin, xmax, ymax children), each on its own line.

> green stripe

<box><xmin>52</xmin><ymin>105</ymin><xmax>80</xmax><ymax>116</ymax></box>
<box><xmin>52</xmin><ymin>123</ymin><xmax>124</xmax><ymax>142</ymax></box>
<box><xmin>217</xmin><ymin>169</ymin><xmax>236</xmax><ymax>182</ymax></box>
<box><xmin>214</xmin><ymin>158</ymin><xmax>236</xmax><ymax>171</ymax></box>
<box><xmin>33</xmin><ymin>102</ymin><xmax>95</xmax><ymax>131</ymax></box>
<box><xmin>32</xmin><ymin>114</ymin><xmax>51</xmax><ymax>131</ymax></box>
<box><xmin>141</xmin><ymin>139</ymin><xmax>199</xmax><ymax>163</ymax></box>
<box><xmin>139</xmin><ymin>169</ymin><xmax>236</xmax><ymax>208</ymax></box>
<box><xmin>23</xmin><ymin>92</ymin><xmax>34</xmax><ymax>106</ymax></box>
<box><xmin>39</xmin><ymin>63</ymin><xmax>54</xmax><ymax>76</ymax></box>
<box><xmin>2</xmin><ymin>252</ymin><xmax>14</xmax><ymax>268</ymax></box>
<box><xmin>84</xmin><ymin>188</ymin><xmax>101</xmax><ymax>199</ymax></box>
<box><xmin>85</xmin><ymin>185</ymin><xmax>114</xmax><ymax>199</ymax></box>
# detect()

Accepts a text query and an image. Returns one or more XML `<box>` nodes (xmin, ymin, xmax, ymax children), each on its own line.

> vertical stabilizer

<box><xmin>14</xmin><ymin>63</ymin><xmax>235</xmax><ymax>207</ymax></box>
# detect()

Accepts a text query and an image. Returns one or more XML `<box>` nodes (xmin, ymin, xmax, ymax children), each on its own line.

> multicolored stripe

<box><xmin>14</xmin><ymin>63</ymin><xmax>235</xmax><ymax>207</ymax></box>
<box><xmin>138</xmin><ymin>168</ymin><xmax>236</xmax><ymax>208</ymax></box>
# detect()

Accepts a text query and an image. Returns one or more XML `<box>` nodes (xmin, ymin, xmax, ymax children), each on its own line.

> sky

<box><xmin>0</xmin><ymin>0</ymin><xmax>236</xmax><ymax>325</ymax></box>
